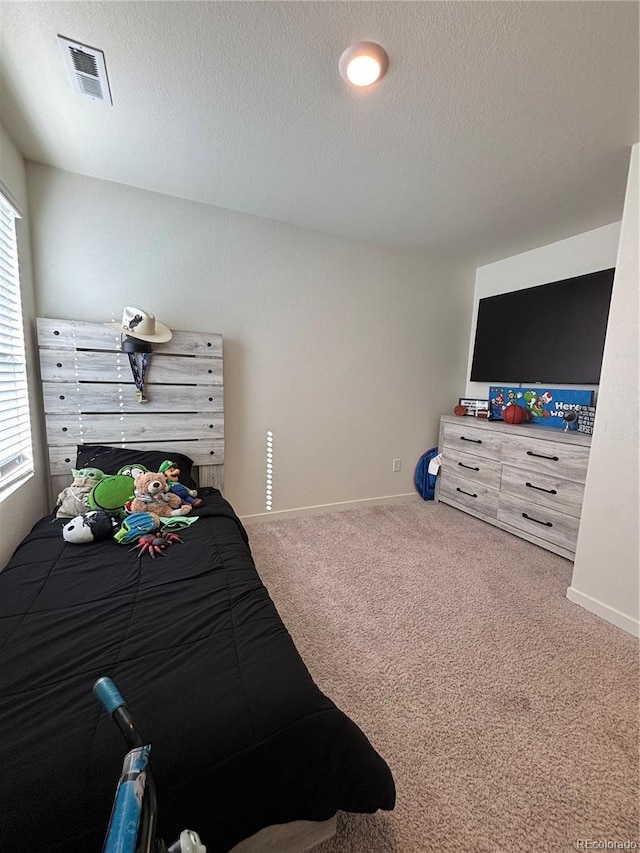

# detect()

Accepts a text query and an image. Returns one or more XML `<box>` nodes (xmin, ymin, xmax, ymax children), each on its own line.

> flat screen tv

<box><xmin>470</xmin><ymin>268</ymin><xmax>615</xmax><ymax>384</ymax></box>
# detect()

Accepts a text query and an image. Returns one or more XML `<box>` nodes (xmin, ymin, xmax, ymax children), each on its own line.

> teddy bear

<box><xmin>128</xmin><ymin>471</ymin><xmax>192</xmax><ymax>522</ymax></box>
<box><xmin>56</xmin><ymin>467</ymin><xmax>105</xmax><ymax>518</ymax></box>
<box><xmin>158</xmin><ymin>460</ymin><xmax>202</xmax><ymax>508</ymax></box>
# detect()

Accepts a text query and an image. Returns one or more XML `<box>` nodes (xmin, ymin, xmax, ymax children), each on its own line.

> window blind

<box><xmin>0</xmin><ymin>191</ymin><xmax>33</xmax><ymax>494</ymax></box>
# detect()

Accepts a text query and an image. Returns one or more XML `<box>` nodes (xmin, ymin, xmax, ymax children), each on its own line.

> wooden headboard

<box><xmin>37</xmin><ymin>318</ymin><xmax>224</xmax><ymax>504</ymax></box>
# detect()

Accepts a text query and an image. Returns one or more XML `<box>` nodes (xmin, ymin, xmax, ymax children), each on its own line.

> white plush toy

<box><xmin>56</xmin><ymin>468</ymin><xmax>105</xmax><ymax>518</ymax></box>
<box><xmin>62</xmin><ymin>510</ymin><xmax>117</xmax><ymax>544</ymax></box>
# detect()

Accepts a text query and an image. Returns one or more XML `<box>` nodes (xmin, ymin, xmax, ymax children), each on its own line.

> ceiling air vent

<box><xmin>58</xmin><ymin>35</ymin><xmax>113</xmax><ymax>105</ymax></box>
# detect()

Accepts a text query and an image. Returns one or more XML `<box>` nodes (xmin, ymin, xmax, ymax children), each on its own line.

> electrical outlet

<box><xmin>392</xmin><ymin>458</ymin><xmax>401</xmax><ymax>472</ymax></box>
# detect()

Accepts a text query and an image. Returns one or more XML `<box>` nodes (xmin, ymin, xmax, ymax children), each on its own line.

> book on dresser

<box><xmin>436</xmin><ymin>414</ymin><xmax>592</xmax><ymax>560</ymax></box>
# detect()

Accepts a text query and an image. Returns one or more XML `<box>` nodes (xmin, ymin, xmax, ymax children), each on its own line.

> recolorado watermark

<box><xmin>575</xmin><ymin>842</ymin><xmax>638</xmax><ymax>850</ymax></box>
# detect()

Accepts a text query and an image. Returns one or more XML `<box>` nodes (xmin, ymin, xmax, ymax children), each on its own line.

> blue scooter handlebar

<box><xmin>93</xmin><ymin>677</ymin><xmax>205</xmax><ymax>853</ymax></box>
<box><xmin>93</xmin><ymin>677</ymin><xmax>126</xmax><ymax>717</ymax></box>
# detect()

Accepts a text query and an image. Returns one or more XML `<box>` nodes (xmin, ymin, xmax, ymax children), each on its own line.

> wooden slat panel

<box><xmin>40</xmin><ymin>349</ymin><xmax>223</xmax><ymax>385</ymax></box>
<box><xmin>47</xmin><ymin>413</ymin><xmax>224</xmax><ymax>444</ymax></box>
<box><xmin>39</xmin><ymin>318</ymin><xmax>225</xmax><ymax>499</ymax></box>
<box><xmin>154</xmin><ymin>333</ymin><xmax>222</xmax><ymax>357</ymax></box>
<box><xmin>228</xmin><ymin>817</ymin><xmax>337</xmax><ymax>853</ymax></box>
<box><xmin>48</xmin><ymin>441</ymin><xmax>224</xmax><ymax>474</ymax></box>
<box><xmin>42</xmin><ymin>382</ymin><xmax>223</xmax><ymax>414</ymax></box>
<box><xmin>197</xmin><ymin>464</ymin><xmax>224</xmax><ymax>492</ymax></box>
<box><xmin>37</xmin><ymin>318</ymin><xmax>223</xmax><ymax>357</ymax></box>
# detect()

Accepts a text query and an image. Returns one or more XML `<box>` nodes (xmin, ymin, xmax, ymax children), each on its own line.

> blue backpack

<box><xmin>414</xmin><ymin>447</ymin><xmax>439</xmax><ymax>501</ymax></box>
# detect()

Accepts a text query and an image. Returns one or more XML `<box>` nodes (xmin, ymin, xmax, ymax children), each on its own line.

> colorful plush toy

<box><xmin>62</xmin><ymin>510</ymin><xmax>117</xmax><ymax>543</ymax></box>
<box><xmin>128</xmin><ymin>471</ymin><xmax>192</xmax><ymax>522</ymax></box>
<box><xmin>158</xmin><ymin>460</ymin><xmax>202</xmax><ymax>508</ymax></box>
<box><xmin>56</xmin><ymin>468</ymin><xmax>105</xmax><ymax>518</ymax></box>
<box><xmin>113</xmin><ymin>512</ymin><xmax>160</xmax><ymax>544</ymax></box>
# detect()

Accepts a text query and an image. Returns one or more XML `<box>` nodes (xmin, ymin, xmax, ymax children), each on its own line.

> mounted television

<box><xmin>470</xmin><ymin>268</ymin><xmax>615</xmax><ymax>385</ymax></box>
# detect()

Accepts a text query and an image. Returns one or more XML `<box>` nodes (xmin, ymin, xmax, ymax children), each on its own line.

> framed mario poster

<box><xmin>489</xmin><ymin>387</ymin><xmax>594</xmax><ymax>429</ymax></box>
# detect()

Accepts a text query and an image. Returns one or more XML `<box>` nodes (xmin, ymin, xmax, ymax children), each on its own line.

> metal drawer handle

<box><xmin>458</xmin><ymin>462</ymin><xmax>480</xmax><ymax>471</ymax></box>
<box><xmin>526</xmin><ymin>450</ymin><xmax>559</xmax><ymax>461</ymax></box>
<box><xmin>461</xmin><ymin>436</ymin><xmax>482</xmax><ymax>444</ymax></box>
<box><xmin>456</xmin><ymin>487</ymin><xmax>478</xmax><ymax>498</ymax></box>
<box><xmin>525</xmin><ymin>482</ymin><xmax>557</xmax><ymax>495</ymax></box>
<box><xmin>522</xmin><ymin>512</ymin><xmax>553</xmax><ymax>527</ymax></box>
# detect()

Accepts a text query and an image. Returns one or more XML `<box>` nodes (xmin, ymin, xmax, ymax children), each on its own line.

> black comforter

<box><xmin>0</xmin><ymin>489</ymin><xmax>394</xmax><ymax>852</ymax></box>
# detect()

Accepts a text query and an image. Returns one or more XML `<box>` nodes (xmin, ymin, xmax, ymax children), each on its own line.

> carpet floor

<box><xmin>247</xmin><ymin>501</ymin><xmax>639</xmax><ymax>853</ymax></box>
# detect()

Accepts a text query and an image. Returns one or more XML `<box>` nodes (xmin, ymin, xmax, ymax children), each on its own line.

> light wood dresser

<box><xmin>436</xmin><ymin>414</ymin><xmax>592</xmax><ymax>560</ymax></box>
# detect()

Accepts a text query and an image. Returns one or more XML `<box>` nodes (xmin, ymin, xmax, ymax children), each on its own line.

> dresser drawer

<box><xmin>500</xmin><ymin>465</ymin><xmax>585</xmax><ymax>518</ymax></box>
<box><xmin>443</xmin><ymin>422</ymin><xmax>502</xmax><ymax>462</ymax></box>
<box><xmin>442</xmin><ymin>449</ymin><xmax>502</xmax><ymax>490</ymax></box>
<box><xmin>439</xmin><ymin>471</ymin><xmax>499</xmax><ymax>518</ymax></box>
<box><xmin>497</xmin><ymin>492</ymin><xmax>580</xmax><ymax>552</ymax></box>
<box><xmin>501</xmin><ymin>434</ymin><xmax>590</xmax><ymax>483</ymax></box>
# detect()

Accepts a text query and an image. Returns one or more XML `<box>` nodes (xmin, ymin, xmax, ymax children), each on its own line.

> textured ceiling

<box><xmin>0</xmin><ymin>1</ymin><xmax>638</xmax><ymax>264</ymax></box>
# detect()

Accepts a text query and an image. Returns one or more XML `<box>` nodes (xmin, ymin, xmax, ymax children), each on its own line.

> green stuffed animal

<box><xmin>88</xmin><ymin>474</ymin><xmax>136</xmax><ymax>518</ymax></box>
<box><xmin>117</xmin><ymin>463</ymin><xmax>149</xmax><ymax>479</ymax></box>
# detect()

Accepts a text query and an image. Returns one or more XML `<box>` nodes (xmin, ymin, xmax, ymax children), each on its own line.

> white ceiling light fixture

<box><xmin>339</xmin><ymin>41</ymin><xmax>389</xmax><ymax>88</ymax></box>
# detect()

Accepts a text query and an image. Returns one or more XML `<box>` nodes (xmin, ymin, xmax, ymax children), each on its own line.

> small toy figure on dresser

<box><xmin>159</xmin><ymin>460</ymin><xmax>203</xmax><ymax>508</ymax></box>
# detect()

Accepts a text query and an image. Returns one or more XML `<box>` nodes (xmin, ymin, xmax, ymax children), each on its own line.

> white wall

<box><xmin>26</xmin><ymin>163</ymin><xmax>475</xmax><ymax>519</ymax></box>
<box><xmin>0</xmin><ymin>124</ymin><xmax>47</xmax><ymax>567</ymax></box>
<box><xmin>465</xmin><ymin>221</ymin><xmax>621</xmax><ymax>399</ymax></box>
<box><xmin>568</xmin><ymin>144</ymin><xmax>639</xmax><ymax>637</ymax></box>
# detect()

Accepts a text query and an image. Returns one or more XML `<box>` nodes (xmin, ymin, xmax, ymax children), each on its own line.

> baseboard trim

<box><xmin>241</xmin><ymin>492</ymin><xmax>421</xmax><ymax>525</ymax></box>
<box><xmin>566</xmin><ymin>586</ymin><xmax>640</xmax><ymax>637</ymax></box>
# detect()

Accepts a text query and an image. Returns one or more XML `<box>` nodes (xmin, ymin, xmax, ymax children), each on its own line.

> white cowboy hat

<box><xmin>105</xmin><ymin>307</ymin><xmax>172</xmax><ymax>343</ymax></box>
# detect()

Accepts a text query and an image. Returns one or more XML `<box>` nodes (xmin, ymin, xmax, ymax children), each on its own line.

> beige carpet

<box><xmin>247</xmin><ymin>501</ymin><xmax>639</xmax><ymax>853</ymax></box>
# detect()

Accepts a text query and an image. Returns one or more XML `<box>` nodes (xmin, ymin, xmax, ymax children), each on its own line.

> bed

<box><xmin>0</xmin><ymin>320</ymin><xmax>395</xmax><ymax>853</ymax></box>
